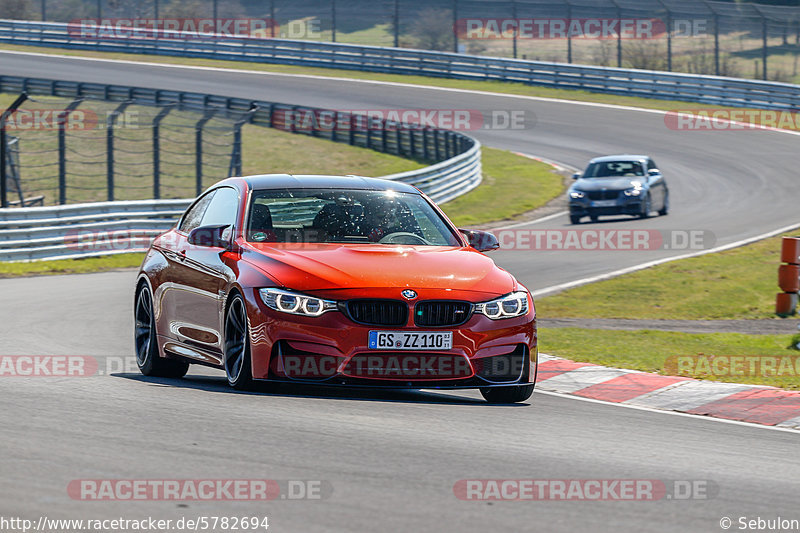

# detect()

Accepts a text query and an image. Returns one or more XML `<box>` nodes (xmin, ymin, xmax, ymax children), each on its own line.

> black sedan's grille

<box><xmin>346</xmin><ymin>300</ymin><xmax>408</xmax><ymax>326</ymax></box>
<box><xmin>414</xmin><ymin>301</ymin><xmax>473</xmax><ymax>327</ymax></box>
<box><xmin>586</xmin><ymin>190</ymin><xmax>620</xmax><ymax>201</ymax></box>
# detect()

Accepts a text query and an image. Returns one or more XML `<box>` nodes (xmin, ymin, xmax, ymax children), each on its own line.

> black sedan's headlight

<box><xmin>569</xmin><ymin>190</ymin><xmax>586</xmax><ymax>199</ymax></box>
<box><xmin>475</xmin><ymin>291</ymin><xmax>530</xmax><ymax>319</ymax></box>
<box><xmin>259</xmin><ymin>288</ymin><xmax>338</xmax><ymax>317</ymax></box>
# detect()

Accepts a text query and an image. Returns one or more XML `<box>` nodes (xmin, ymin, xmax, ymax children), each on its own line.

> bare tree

<box><xmin>0</xmin><ymin>0</ymin><xmax>31</xmax><ymax>20</ymax></box>
<box><xmin>409</xmin><ymin>8</ymin><xmax>454</xmax><ymax>51</ymax></box>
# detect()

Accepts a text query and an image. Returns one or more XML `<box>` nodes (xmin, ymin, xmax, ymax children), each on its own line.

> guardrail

<box><xmin>1</xmin><ymin>20</ymin><xmax>800</xmax><ymax>111</ymax></box>
<box><xmin>0</xmin><ymin>199</ymin><xmax>189</xmax><ymax>261</ymax></box>
<box><xmin>0</xmin><ymin>72</ymin><xmax>482</xmax><ymax>260</ymax></box>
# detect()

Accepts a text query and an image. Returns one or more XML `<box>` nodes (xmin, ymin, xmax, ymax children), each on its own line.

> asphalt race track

<box><xmin>1</xmin><ymin>51</ymin><xmax>799</xmax><ymax>532</ymax></box>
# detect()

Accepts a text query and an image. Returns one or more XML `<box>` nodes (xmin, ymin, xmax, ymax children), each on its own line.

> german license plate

<box><xmin>592</xmin><ymin>199</ymin><xmax>617</xmax><ymax>207</ymax></box>
<box><xmin>368</xmin><ymin>331</ymin><xmax>453</xmax><ymax>350</ymax></box>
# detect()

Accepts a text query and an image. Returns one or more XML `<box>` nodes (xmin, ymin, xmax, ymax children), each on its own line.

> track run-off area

<box><xmin>1</xmin><ymin>50</ymin><xmax>799</xmax><ymax>533</ymax></box>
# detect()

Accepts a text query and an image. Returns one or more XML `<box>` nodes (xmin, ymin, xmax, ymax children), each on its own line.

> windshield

<box><xmin>246</xmin><ymin>188</ymin><xmax>461</xmax><ymax>246</ymax></box>
<box><xmin>583</xmin><ymin>161</ymin><xmax>645</xmax><ymax>178</ymax></box>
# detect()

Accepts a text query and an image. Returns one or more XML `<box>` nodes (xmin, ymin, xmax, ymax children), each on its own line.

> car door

<box><xmin>171</xmin><ymin>186</ymin><xmax>241</xmax><ymax>362</ymax></box>
<box><xmin>155</xmin><ymin>190</ymin><xmax>215</xmax><ymax>349</ymax></box>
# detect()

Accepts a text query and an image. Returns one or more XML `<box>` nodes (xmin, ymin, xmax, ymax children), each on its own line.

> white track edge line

<box><xmin>533</xmin><ymin>220</ymin><xmax>800</xmax><ymax>297</ymax></box>
<box><xmin>4</xmin><ymin>49</ymin><xmax>800</xmax><ymax>137</ymax></box>
<box><xmin>534</xmin><ymin>389</ymin><xmax>800</xmax><ymax>434</ymax></box>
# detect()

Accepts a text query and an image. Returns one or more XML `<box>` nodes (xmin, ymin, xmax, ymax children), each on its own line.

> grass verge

<box><xmin>540</xmin><ymin>327</ymin><xmax>800</xmax><ymax>390</ymax></box>
<box><xmin>537</xmin><ymin>232</ymin><xmax>794</xmax><ymax>321</ymax></box>
<box><xmin>0</xmin><ymin>253</ymin><xmax>145</xmax><ymax>278</ymax></box>
<box><xmin>440</xmin><ymin>148</ymin><xmax>564</xmax><ymax>226</ymax></box>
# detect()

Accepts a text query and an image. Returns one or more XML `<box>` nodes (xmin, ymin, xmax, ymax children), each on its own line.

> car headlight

<box><xmin>623</xmin><ymin>188</ymin><xmax>642</xmax><ymax>196</ymax></box>
<box><xmin>475</xmin><ymin>291</ymin><xmax>530</xmax><ymax>320</ymax></box>
<box><xmin>259</xmin><ymin>288</ymin><xmax>338</xmax><ymax>317</ymax></box>
<box><xmin>569</xmin><ymin>191</ymin><xmax>585</xmax><ymax>199</ymax></box>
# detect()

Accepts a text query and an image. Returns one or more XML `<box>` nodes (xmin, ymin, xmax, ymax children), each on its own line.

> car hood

<box><xmin>242</xmin><ymin>243</ymin><xmax>516</xmax><ymax>298</ymax></box>
<box><xmin>573</xmin><ymin>177</ymin><xmax>644</xmax><ymax>191</ymax></box>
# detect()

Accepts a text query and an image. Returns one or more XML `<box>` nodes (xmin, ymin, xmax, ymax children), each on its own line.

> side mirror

<box><xmin>460</xmin><ymin>229</ymin><xmax>500</xmax><ymax>252</ymax></box>
<box><xmin>188</xmin><ymin>224</ymin><xmax>231</xmax><ymax>248</ymax></box>
<box><xmin>648</xmin><ymin>168</ymin><xmax>660</xmax><ymax>176</ymax></box>
<box><xmin>572</xmin><ymin>172</ymin><xmax>582</xmax><ymax>180</ymax></box>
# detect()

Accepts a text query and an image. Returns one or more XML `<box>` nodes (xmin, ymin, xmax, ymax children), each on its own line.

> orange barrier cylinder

<box><xmin>776</xmin><ymin>292</ymin><xmax>799</xmax><ymax>316</ymax></box>
<box><xmin>779</xmin><ymin>264</ymin><xmax>800</xmax><ymax>292</ymax></box>
<box><xmin>781</xmin><ymin>237</ymin><xmax>800</xmax><ymax>265</ymax></box>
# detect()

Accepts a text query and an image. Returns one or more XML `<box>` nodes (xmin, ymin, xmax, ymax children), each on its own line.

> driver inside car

<box><xmin>359</xmin><ymin>196</ymin><xmax>422</xmax><ymax>242</ymax></box>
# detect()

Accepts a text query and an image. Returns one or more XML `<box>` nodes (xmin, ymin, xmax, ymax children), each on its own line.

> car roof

<box><xmin>589</xmin><ymin>155</ymin><xmax>650</xmax><ymax>163</ymax></box>
<box><xmin>223</xmin><ymin>174</ymin><xmax>420</xmax><ymax>194</ymax></box>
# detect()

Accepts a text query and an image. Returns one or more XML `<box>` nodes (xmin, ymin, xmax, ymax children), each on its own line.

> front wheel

<box><xmin>658</xmin><ymin>191</ymin><xmax>669</xmax><ymax>216</ymax></box>
<box><xmin>481</xmin><ymin>384</ymin><xmax>534</xmax><ymax>404</ymax></box>
<box><xmin>639</xmin><ymin>194</ymin><xmax>652</xmax><ymax>219</ymax></box>
<box><xmin>224</xmin><ymin>294</ymin><xmax>254</xmax><ymax>390</ymax></box>
<box><xmin>134</xmin><ymin>283</ymin><xmax>189</xmax><ymax>378</ymax></box>
<box><xmin>569</xmin><ymin>214</ymin><xmax>581</xmax><ymax>225</ymax></box>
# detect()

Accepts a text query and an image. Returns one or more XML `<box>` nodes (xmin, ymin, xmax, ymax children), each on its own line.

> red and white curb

<box><xmin>536</xmin><ymin>354</ymin><xmax>800</xmax><ymax>429</ymax></box>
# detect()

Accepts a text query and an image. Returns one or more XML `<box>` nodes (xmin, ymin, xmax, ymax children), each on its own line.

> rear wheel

<box><xmin>589</xmin><ymin>215</ymin><xmax>599</xmax><ymax>223</ymax></box>
<box><xmin>224</xmin><ymin>293</ymin><xmax>254</xmax><ymax>390</ymax></box>
<box><xmin>481</xmin><ymin>384</ymin><xmax>534</xmax><ymax>404</ymax></box>
<box><xmin>134</xmin><ymin>283</ymin><xmax>189</xmax><ymax>378</ymax></box>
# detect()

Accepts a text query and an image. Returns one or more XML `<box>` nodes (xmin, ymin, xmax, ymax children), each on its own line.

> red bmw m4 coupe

<box><xmin>134</xmin><ymin>175</ymin><xmax>537</xmax><ymax>403</ymax></box>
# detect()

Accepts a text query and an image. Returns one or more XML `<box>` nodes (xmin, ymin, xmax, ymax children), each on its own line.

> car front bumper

<box><xmin>244</xmin><ymin>288</ymin><xmax>537</xmax><ymax>389</ymax></box>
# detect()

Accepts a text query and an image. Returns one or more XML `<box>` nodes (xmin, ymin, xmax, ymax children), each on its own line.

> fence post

<box><xmin>511</xmin><ymin>0</ymin><xmax>518</xmax><ymax>59</ymax></box>
<box><xmin>393</xmin><ymin>0</ymin><xmax>399</xmax><ymax>48</ymax></box>
<box><xmin>565</xmin><ymin>0</ymin><xmax>572</xmax><ymax>63</ymax></box>
<box><xmin>331</xmin><ymin>0</ymin><xmax>337</xmax><ymax>42</ymax></box>
<box><xmin>610</xmin><ymin>0</ymin><xmax>622</xmax><ymax>67</ymax></box>
<box><xmin>58</xmin><ymin>98</ymin><xmax>84</xmax><ymax>205</ymax></box>
<box><xmin>656</xmin><ymin>0</ymin><xmax>671</xmax><ymax>71</ymax></box>
<box><xmin>195</xmin><ymin>110</ymin><xmax>216</xmax><ymax>195</ymax></box>
<box><xmin>152</xmin><ymin>105</ymin><xmax>173</xmax><ymax>201</ymax></box>
<box><xmin>106</xmin><ymin>101</ymin><xmax>131</xmax><ymax>202</ymax></box>
<box><xmin>229</xmin><ymin>105</ymin><xmax>258</xmax><ymax>177</ymax></box>
<box><xmin>41</xmin><ymin>0</ymin><xmax>46</xmax><ymax>21</ymax></box>
<box><xmin>0</xmin><ymin>92</ymin><xmax>27</xmax><ymax>209</ymax></box>
<box><xmin>270</xmin><ymin>0</ymin><xmax>275</xmax><ymax>37</ymax></box>
<box><xmin>759</xmin><ymin>9</ymin><xmax>768</xmax><ymax>80</ymax></box>
<box><xmin>453</xmin><ymin>0</ymin><xmax>459</xmax><ymax>53</ymax></box>
<box><xmin>702</xmin><ymin>2</ymin><xmax>720</xmax><ymax>76</ymax></box>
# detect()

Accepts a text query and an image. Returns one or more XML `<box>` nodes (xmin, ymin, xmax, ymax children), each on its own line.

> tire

<box><xmin>481</xmin><ymin>384</ymin><xmax>534</xmax><ymax>404</ymax></box>
<box><xmin>589</xmin><ymin>215</ymin><xmax>599</xmax><ymax>223</ymax></box>
<box><xmin>224</xmin><ymin>293</ymin><xmax>254</xmax><ymax>390</ymax></box>
<box><xmin>658</xmin><ymin>191</ymin><xmax>669</xmax><ymax>216</ymax></box>
<box><xmin>639</xmin><ymin>194</ymin><xmax>652</xmax><ymax>219</ymax></box>
<box><xmin>570</xmin><ymin>214</ymin><xmax>581</xmax><ymax>225</ymax></box>
<box><xmin>134</xmin><ymin>282</ymin><xmax>189</xmax><ymax>378</ymax></box>
<box><xmin>480</xmin><ymin>350</ymin><xmax>535</xmax><ymax>403</ymax></box>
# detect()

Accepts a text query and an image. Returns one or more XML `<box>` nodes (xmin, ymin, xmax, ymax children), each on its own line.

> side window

<box><xmin>648</xmin><ymin>159</ymin><xmax>658</xmax><ymax>171</ymax></box>
<box><xmin>200</xmin><ymin>187</ymin><xmax>239</xmax><ymax>241</ymax></box>
<box><xmin>179</xmin><ymin>191</ymin><xmax>216</xmax><ymax>233</ymax></box>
